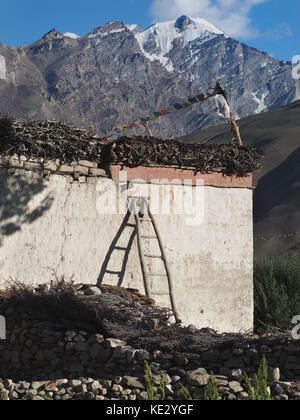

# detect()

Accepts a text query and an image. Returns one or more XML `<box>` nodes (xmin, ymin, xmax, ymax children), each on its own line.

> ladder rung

<box><xmin>141</xmin><ymin>235</ymin><xmax>157</xmax><ymax>239</ymax></box>
<box><xmin>105</xmin><ymin>270</ymin><xmax>121</xmax><ymax>275</ymax></box>
<box><xmin>115</xmin><ymin>246</ymin><xmax>127</xmax><ymax>251</ymax></box>
<box><xmin>128</xmin><ymin>196</ymin><xmax>151</xmax><ymax>199</ymax></box>
<box><xmin>152</xmin><ymin>292</ymin><xmax>170</xmax><ymax>296</ymax></box>
<box><xmin>126</xmin><ymin>223</ymin><xmax>136</xmax><ymax>228</ymax></box>
<box><xmin>140</xmin><ymin>219</ymin><xmax>152</xmax><ymax>222</ymax></box>
<box><xmin>145</xmin><ymin>255</ymin><xmax>162</xmax><ymax>259</ymax></box>
<box><xmin>149</xmin><ymin>274</ymin><xmax>167</xmax><ymax>277</ymax></box>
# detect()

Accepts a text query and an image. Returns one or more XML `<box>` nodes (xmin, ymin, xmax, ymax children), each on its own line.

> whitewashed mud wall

<box><xmin>0</xmin><ymin>166</ymin><xmax>253</xmax><ymax>333</ymax></box>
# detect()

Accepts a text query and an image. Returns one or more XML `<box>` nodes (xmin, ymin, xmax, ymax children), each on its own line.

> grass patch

<box><xmin>254</xmin><ymin>257</ymin><xmax>300</xmax><ymax>331</ymax></box>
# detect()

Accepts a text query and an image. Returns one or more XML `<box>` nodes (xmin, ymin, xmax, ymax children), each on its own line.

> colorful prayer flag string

<box><xmin>108</xmin><ymin>86</ymin><xmax>219</xmax><ymax>137</ymax></box>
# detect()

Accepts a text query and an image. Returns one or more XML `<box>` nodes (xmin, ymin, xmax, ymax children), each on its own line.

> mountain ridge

<box><xmin>0</xmin><ymin>16</ymin><xmax>297</xmax><ymax>139</ymax></box>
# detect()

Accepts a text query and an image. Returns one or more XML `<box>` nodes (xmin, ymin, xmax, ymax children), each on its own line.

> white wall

<box><xmin>0</xmin><ymin>167</ymin><xmax>253</xmax><ymax>333</ymax></box>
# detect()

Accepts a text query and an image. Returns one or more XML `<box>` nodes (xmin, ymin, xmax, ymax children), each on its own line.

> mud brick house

<box><xmin>0</xmin><ymin>117</ymin><xmax>262</xmax><ymax>333</ymax></box>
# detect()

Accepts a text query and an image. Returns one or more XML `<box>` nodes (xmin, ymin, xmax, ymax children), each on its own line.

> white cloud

<box><xmin>149</xmin><ymin>0</ymin><xmax>270</xmax><ymax>39</ymax></box>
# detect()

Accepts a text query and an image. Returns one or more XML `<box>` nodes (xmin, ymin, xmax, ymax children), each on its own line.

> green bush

<box><xmin>205</xmin><ymin>375</ymin><xmax>220</xmax><ymax>400</ymax></box>
<box><xmin>244</xmin><ymin>356</ymin><xmax>272</xmax><ymax>400</ymax></box>
<box><xmin>254</xmin><ymin>257</ymin><xmax>300</xmax><ymax>331</ymax></box>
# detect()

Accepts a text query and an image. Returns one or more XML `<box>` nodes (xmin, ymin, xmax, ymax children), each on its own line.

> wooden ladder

<box><xmin>130</xmin><ymin>196</ymin><xmax>180</xmax><ymax>323</ymax></box>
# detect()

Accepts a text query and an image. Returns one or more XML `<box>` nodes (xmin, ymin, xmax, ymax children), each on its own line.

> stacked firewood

<box><xmin>102</xmin><ymin>136</ymin><xmax>263</xmax><ymax>176</ymax></box>
<box><xmin>0</xmin><ymin>116</ymin><xmax>107</xmax><ymax>164</ymax></box>
<box><xmin>0</xmin><ymin>116</ymin><xmax>263</xmax><ymax>176</ymax></box>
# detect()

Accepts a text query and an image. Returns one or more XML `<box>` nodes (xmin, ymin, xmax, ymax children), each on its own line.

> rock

<box><xmin>171</xmin><ymin>376</ymin><xmax>181</xmax><ymax>384</ymax></box>
<box><xmin>89</xmin><ymin>381</ymin><xmax>102</xmax><ymax>394</ymax></box>
<box><xmin>149</xmin><ymin>362</ymin><xmax>161</xmax><ymax>372</ymax></box>
<box><xmin>272</xmin><ymin>384</ymin><xmax>284</xmax><ymax>396</ymax></box>
<box><xmin>136</xmin><ymin>349</ymin><xmax>150</xmax><ymax>361</ymax></box>
<box><xmin>111</xmin><ymin>384</ymin><xmax>123</xmax><ymax>392</ymax></box>
<box><xmin>268</xmin><ymin>367</ymin><xmax>280</xmax><ymax>383</ymax></box>
<box><xmin>74</xmin><ymin>384</ymin><xmax>88</xmax><ymax>393</ymax></box>
<box><xmin>186</xmin><ymin>368</ymin><xmax>209</xmax><ymax>387</ymax></box>
<box><xmin>275</xmin><ymin>394</ymin><xmax>289</xmax><ymax>401</ymax></box>
<box><xmin>215</xmin><ymin>377</ymin><xmax>229</xmax><ymax>387</ymax></box>
<box><xmin>10</xmin><ymin>391</ymin><xmax>19</xmax><ymax>400</ymax></box>
<box><xmin>3</xmin><ymin>379</ymin><xmax>14</xmax><ymax>388</ymax></box>
<box><xmin>120</xmin><ymin>388</ymin><xmax>131</xmax><ymax>396</ymax></box>
<box><xmin>94</xmin><ymin>334</ymin><xmax>105</xmax><ymax>344</ymax></box>
<box><xmin>19</xmin><ymin>381</ymin><xmax>31</xmax><ymax>390</ymax></box>
<box><xmin>86</xmin><ymin>392</ymin><xmax>95</xmax><ymax>400</ymax></box>
<box><xmin>126</xmin><ymin>348</ymin><xmax>138</xmax><ymax>363</ymax></box>
<box><xmin>31</xmin><ymin>381</ymin><xmax>50</xmax><ymax>390</ymax></box>
<box><xmin>99</xmin><ymin>380</ymin><xmax>112</xmax><ymax>388</ymax></box>
<box><xmin>228</xmin><ymin>381</ymin><xmax>243</xmax><ymax>393</ymax></box>
<box><xmin>61</xmin><ymin>394</ymin><xmax>72</xmax><ymax>400</ymax></box>
<box><xmin>231</xmin><ymin>369</ymin><xmax>243</xmax><ymax>381</ymax></box>
<box><xmin>84</xmin><ymin>286</ymin><xmax>101</xmax><ymax>296</ymax></box>
<box><xmin>113</xmin><ymin>345</ymin><xmax>132</xmax><ymax>359</ymax></box>
<box><xmin>44</xmin><ymin>383</ymin><xmax>59</xmax><ymax>392</ymax></box>
<box><xmin>75</xmin><ymin>392</ymin><xmax>88</xmax><ymax>400</ymax></box>
<box><xmin>187</xmin><ymin>324</ymin><xmax>197</xmax><ymax>333</ymax></box>
<box><xmin>32</xmin><ymin>395</ymin><xmax>46</xmax><ymax>401</ymax></box>
<box><xmin>292</xmin><ymin>392</ymin><xmax>300</xmax><ymax>400</ymax></box>
<box><xmin>104</xmin><ymin>338</ymin><xmax>127</xmax><ymax>348</ymax></box>
<box><xmin>123</xmin><ymin>376</ymin><xmax>144</xmax><ymax>389</ymax></box>
<box><xmin>238</xmin><ymin>392</ymin><xmax>249</xmax><ymax>400</ymax></box>
<box><xmin>152</xmin><ymin>373</ymin><xmax>171</xmax><ymax>386</ymax></box>
<box><xmin>70</xmin><ymin>380</ymin><xmax>82</xmax><ymax>388</ymax></box>
<box><xmin>139</xmin><ymin>391</ymin><xmax>149</xmax><ymax>400</ymax></box>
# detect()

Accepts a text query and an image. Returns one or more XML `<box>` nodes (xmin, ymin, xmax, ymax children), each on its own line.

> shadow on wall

<box><xmin>97</xmin><ymin>211</ymin><xmax>137</xmax><ymax>287</ymax></box>
<box><xmin>0</xmin><ymin>169</ymin><xmax>54</xmax><ymax>254</ymax></box>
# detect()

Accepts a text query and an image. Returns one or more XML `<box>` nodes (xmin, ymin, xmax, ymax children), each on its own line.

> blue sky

<box><xmin>0</xmin><ymin>0</ymin><xmax>298</xmax><ymax>61</ymax></box>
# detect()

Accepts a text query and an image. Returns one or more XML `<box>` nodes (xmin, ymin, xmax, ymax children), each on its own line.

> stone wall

<box><xmin>0</xmin><ymin>156</ymin><xmax>254</xmax><ymax>333</ymax></box>
<box><xmin>0</xmin><ymin>308</ymin><xmax>300</xmax><ymax>400</ymax></box>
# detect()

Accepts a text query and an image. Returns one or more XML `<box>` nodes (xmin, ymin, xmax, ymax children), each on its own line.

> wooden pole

<box><xmin>229</xmin><ymin>112</ymin><xmax>243</xmax><ymax>146</ymax></box>
<box><xmin>142</xmin><ymin>122</ymin><xmax>153</xmax><ymax>137</ymax></box>
<box><xmin>146</xmin><ymin>202</ymin><xmax>181</xmax><ymax>324</ymax></box>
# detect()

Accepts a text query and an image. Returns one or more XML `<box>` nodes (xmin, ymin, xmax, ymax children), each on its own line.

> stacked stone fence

<box><xmin>1</xmin><ymin>306</ymin><xmax>300</xmax><ymax>400</ymax></box>
<box><xmin>0</xmin><ymin>154</ymin><xmax>108</xmax><ymax>183</ymax></box>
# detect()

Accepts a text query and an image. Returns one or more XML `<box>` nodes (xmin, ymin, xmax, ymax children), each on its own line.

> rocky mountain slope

<box><xmin>0</xmin><ymin>16</ymin><xmax>297</xmax><ymax>138</ymax></box>
<box><xmin>180</xmin><ymin>101</ymin><xmax>300</xmax><ymax>258</ymax></box>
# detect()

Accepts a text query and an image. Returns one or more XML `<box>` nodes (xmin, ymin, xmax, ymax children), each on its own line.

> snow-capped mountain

<box><xmin>133</xmin><ymin>16</ymin><xmax>227</xmax><ymax>72</ymax></box>
<box><xmin>0</xmin><ymin>16</ymin><xmax>296</xmax><ymax>138</ymax></box>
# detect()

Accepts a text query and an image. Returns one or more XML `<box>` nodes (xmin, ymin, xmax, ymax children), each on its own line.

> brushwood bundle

<box><xmin>0</xmin><ymin>116</ymin><xmax>263</xmax><ymax>176</ymax></box>
<box><xmin>0</xmin><ymin>116</ymin><xmax>107</xmax><ymax>164</ymax></box>
<box><xmin>102</xmin><ymin>137</ymin><xmax>263</xmax><ymax>177</ymax></box>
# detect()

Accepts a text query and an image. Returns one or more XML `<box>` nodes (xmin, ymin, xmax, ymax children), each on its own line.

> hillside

<box><xmin>180</xmin><ymin>101</ymin><xmax>300</xmax><ymax>257</ymax></box>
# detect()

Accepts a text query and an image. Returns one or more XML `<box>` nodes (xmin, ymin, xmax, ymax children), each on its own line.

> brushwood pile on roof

<box><xmin>0</xmin><ymin>116</ymin><xmax>263</xmax><ymax>176</ymax></box>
